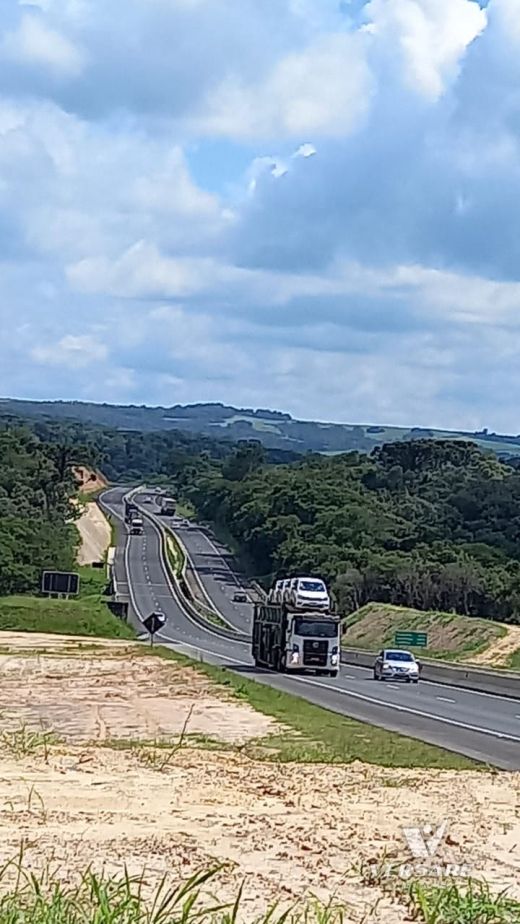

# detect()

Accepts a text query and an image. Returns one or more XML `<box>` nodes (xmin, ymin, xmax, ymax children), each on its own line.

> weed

<box><xmin>0</xmin><ymin>723</ymin><xmax>58</xmax><ymax>762</ymax></box>
<box><xmin>406</xmin><ymin>879</ymin><xmax>520</xmax><ymax>923</ymax></box>
<box><xmin>0</xmin><ymin>857</ymin><xmax>357</xmax><ymax>923</ymax></box>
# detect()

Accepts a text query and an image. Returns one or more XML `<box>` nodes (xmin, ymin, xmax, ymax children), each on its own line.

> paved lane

<box><xmin>101</xmin><ymin>488</ymin><xmax>520</xmax><ymax>770</ymax></box>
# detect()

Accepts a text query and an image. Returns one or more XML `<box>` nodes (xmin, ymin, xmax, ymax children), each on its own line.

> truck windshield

<box><xmin>293</xmin><ymin>618</ymin><xmax>338</xmax><ymax>638</ymax></box>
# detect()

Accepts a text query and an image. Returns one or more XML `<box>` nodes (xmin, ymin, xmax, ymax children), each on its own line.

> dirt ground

<box><xmin>73</xmin><ymin>466</ymin><xmax>108</xmax><ymax>494</ymax></box>
<box><xmin>76</xmin><ymin>501</ymin><xmax>112</xmax><ymax>565</ymax></box>
<box><xmin>468</xmin><ymin>625</ymin><xmax>520</xmax><ymax>667</ymax></box>
<box><xmin>0</xmin><ymin>634</ymin><xmax>519</xmax><ymax>922</ymax></box>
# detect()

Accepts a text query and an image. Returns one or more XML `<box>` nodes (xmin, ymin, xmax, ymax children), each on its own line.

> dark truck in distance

<box><xmin>124</xmin><ymin>500</ymin><xmax>138</xmax><ymax>524</ymax></box>
<box><xmin>252</xmin><ymin>603</ymin><xmax>340</xmax><ymax>676</ymax></box>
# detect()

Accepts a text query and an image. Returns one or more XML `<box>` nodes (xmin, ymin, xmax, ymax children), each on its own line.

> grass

<box><xmin>165</xmin><ymin>533</ymin><xmax>185</xmax><ymax>578</ymax></box>
<box><xmin>0</xmin><ymin>565</ymin><xmax>134</xmax><ymax>639</ymax></box>
<box><xmin>0</xmin><ymin>859</ymin><xmax>354</xmax><ymax>924</ymax></box>
<box><xmin>153</xmin><ymin>647</ymin><xmax>480</xmax><ymax>770</ymax></box>
<box><xmin>406</xmin><ymin>879</ymin><xmax>520</xmax><ymax>923</ymax></box>
<box><xmin>164</xmin><ymin>532</ymin><xmax>230</xmax><ymax>629</ymax></box>
<box><xmin>507</xmin><ymin>648</ymin><xmax>520</xmax><ymax>670</ymax></box>
<box><xmin>0</xmin><ymin>723</ymin><xmax>59</xmax><ymax>762</ymax></box>
<box><xmin>343</xmin><ymin>603</ymin><xmax>506</xmax><ymax>662</ymax></box>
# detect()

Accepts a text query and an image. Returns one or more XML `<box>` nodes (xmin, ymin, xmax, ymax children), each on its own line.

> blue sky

<box><xmin>1</xmin><ymin>0</ymin><xmax>520</xmax><ymax>430</ymax></box>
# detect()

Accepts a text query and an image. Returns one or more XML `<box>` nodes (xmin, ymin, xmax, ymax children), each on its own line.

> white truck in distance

<box><xmin>268</xmin><ymin>576</ymin><xmax>331</xmax><ymax>612</ymax></box>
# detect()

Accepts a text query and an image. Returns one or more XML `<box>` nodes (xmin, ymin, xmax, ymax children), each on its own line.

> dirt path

<box><xmin>76</xmin><ymin>502</ymin><xmax>111</xmax><ymax>565</ymax></box>
<box><xmin>466</xmin><ymin>625</ymin><xmax>520</xmax><ymax>667</ymax></box>
<box><xmin>0</xmin><ymin>634</ymin><xmax>519</xmax><ymax>921</ymax></box>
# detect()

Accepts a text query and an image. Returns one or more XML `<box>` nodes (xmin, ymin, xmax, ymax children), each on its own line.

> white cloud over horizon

<box><xmin>2</xmin><ymin>0</ymin><xmax>520</xmax><ymax>432</ymax></box>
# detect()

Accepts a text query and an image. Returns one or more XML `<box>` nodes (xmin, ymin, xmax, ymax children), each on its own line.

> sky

<box><xmin>1</xmin><ymin>0</ymin><xmax>520</xmax><ymax>431</ymax></box>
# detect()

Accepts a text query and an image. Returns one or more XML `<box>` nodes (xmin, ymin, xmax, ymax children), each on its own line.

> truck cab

<box><xmin>252</xmin><ymin>604</ymin><xmax>340</xmax><ymax>677</ymax></box>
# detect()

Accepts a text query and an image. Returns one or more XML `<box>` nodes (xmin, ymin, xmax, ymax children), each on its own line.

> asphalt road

<box><xmin>101</xmin><ymin>487</ymin><xmax>520</xmax><ymax>770</ymax></box>
<box><xmin>151</xmin><ymin>504</ymin><xmax>253</xmax><ymax>634</ymax></box>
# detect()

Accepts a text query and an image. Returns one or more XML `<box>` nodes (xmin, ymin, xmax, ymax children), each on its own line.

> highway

<box><xmin>152</xmin><ymin>504</ymin><xmax>253</xmax><ymax>634</ymax></box>
<box><xmin>102</xmin><ymin>487</ymin><xmax>520</xmax><ymax>770</ymax></box>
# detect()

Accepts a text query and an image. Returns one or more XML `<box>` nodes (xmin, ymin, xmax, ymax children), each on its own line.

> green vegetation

<box><xmin>0</xmin><ymin>860</ymin><xmax>351</xmax><ymax>924</ymax></box>
<box><xmin>5</xmin><ymin>396</ymin><xmax>520</xmax><ymax>458</ymax></box>
<box><xmin>155</xmin><ymin>648</ymin><xmax>479</xmax><ymax>769</ymax></box>
<box><xmin>188</xmin><ymin>440</ymin><xmax>520</xmax><ymax>624</ymax></box>
<box><xmin>0</xmin><ymin>565</ymin><xmax>134</xmax><ymax>639</ymax></box>
<box><xmin>343</xmin><ymin>603</ymin><xmax>506</xmax><ymax>661</ymax></box>
<box><xmin>508</xmin><ymin>648</ymin><xmax>520</xmax><ymax>669</ymax></box>
<box><xmin>165</xmin><ymin>532</ymin><xmax>185</xmax><ymax>578</ymax></box>
<box><xmin>0</xmin><ymin>425</ymin><xmax>82</xmax><ymax>595</ymax></box>
<box><xmin>405</xmin><ymin>879</ymin><xmax>520</xmax><ymax>923</ymax></box>
<box><xmin>5</xmin><ymin>413</ymin><xmax>520</xmax><ymax>627</ymax></box>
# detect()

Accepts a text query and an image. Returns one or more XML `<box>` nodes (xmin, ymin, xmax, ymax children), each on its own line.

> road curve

<box><xmin>101</xmin><ymin>487</ymin><xmax>520</xmax><ymax>770</ymax></box>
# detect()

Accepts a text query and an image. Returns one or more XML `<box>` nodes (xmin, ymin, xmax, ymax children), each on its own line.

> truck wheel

<box><xmin>329</xmin><ymin>670</ymin><xmax>338</xmax><ymax>678</ymax></box>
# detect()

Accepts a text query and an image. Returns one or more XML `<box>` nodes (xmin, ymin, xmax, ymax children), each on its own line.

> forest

<box><xmin>0</xmin><ymin>425</ymin><xmax>80</xmax><ymax>595</ymax></box>
<box><xmin>4</xmin><ymin>411</ymin><xmax>520</xmax><ymax>624</ymax></box>
<box><xmin>185</xmin><ymin>440</ymin><xmax>520</xmax><ymax>623</ymax></box>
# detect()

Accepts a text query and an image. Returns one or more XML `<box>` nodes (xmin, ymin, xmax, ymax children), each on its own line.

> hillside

<box><xmin>3</xmin><ymin>397</ymin><xmax>520</xmax><ymax>457</ymax></box>
<box><xmin>343</xmin><ymin>603</ymin><xmax>520</xmax><ymax>667</ymax></box>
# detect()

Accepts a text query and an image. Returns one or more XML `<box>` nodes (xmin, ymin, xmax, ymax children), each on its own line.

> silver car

<box><xmin>373</xmin><ymin>649</ymin><xmax>420</xmax><ymax>683</ymax></box>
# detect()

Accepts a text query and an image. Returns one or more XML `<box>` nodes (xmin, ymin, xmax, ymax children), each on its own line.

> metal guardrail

<box><xmin>341</xmin><ymin>648</ymin><xmax>520</xmax><ymax>699</ymax></box>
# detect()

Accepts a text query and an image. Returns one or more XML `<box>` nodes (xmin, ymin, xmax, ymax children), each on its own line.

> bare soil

<box><xmin>74</xmin><ymin>466</ymin><xmax>108</xmax><ymax>494</ymax></box>
<box><xmin>467</xmin><ymin>625</ymin><xmax>520</xmax><ymax>667</ymax></box>
<box><xmin>0</xmin><ymin>634</ymin><xmax>519</xmax><ymax>922</ymax></box>
<box><xmin>76</xmin><ymin>501</ymin><xmax>111</xmax><ymax>565</ymax></box>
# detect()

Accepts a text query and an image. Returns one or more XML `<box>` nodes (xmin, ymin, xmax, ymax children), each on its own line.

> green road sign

<box><xmin>395</xmin><ymin>631</ymin><xmax>428</xmax><ymax>648</ymax></box>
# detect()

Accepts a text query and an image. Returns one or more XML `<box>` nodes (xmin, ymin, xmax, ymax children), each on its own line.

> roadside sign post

<box><xmin>143</xmin><ymin>612</ymin><xmax>166</xmax><ymax>647</ymax></box>
<box><xmin>395</xmin><ymin>631</ymin><xmax>428</xmax><ymax>648</ymax></box>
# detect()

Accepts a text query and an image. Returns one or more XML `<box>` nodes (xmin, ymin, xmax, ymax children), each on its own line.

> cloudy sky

<box><xmin>1</xmin><ymin>0</ymin><xmax>520</xmax><ymax>430</ymax></box>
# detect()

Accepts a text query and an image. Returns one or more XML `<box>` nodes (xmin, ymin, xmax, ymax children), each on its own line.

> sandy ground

<box><xmin>0</xmin><ymin>634</ymin><xmax>519</xmax><ymax>921</ymax></box>
<box><xmin>468</xmin><ymin>625</ymin><xmax>520</xmax><ymax>667</ymax></box>
<box><xmin>76</xmin><ymin>501</ymin><xmax>112</xmax><ymax>565</ymax></box>
<box><xmin>73</xmin><ymin>466</ymin><xmax>108</xmax><ymax>494</ymax></box>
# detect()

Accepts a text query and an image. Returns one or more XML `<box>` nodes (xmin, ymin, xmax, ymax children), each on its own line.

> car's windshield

<box><xmin>293</xmin><ymin>618</ymin><xmax>338</xmax><ymax>638</ymax></box>
<box><xmin>299</xmin><ymin>580</ymin><xmax>325</xmax><ymax>592</ymax></box>
<box><xmin>385</xmin><ymin>651</ymin><xmax>414</xmax><ymax>662</ymax></box>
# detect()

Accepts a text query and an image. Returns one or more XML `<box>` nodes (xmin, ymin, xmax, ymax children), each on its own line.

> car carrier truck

<box><xmin>252</xmin><ymin>603</ymin><xmax>340</xmax><ymax>676</ymax></box>
<box><xmin>156</xmin><ymin>496</ymin><xmax>176</xmax><ymax>516</ymax></box>
<box><xmin>124</xmin><ymin>500</ymin><xmax>138</xmax><ymax>524</ymax></box>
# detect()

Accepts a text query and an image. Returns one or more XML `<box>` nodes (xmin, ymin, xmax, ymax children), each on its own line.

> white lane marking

<box><xmin>170</xmin><ymin>642</ymin><xmax>520</xmax><ymax>744</ymax></box>
<box><xmin>437</xmin><ymin>696</ymin><xmax>456</xmax><ymax>704</ymax></box>
<box><xmin>341</xmin><ymin>663</ymin><xmax>520</xmax><ymax>706</ymax></box>
<box><xmin>139</xmin><ymin>513</ymin><xmax>250</xmax><ymax>644</ymax></box>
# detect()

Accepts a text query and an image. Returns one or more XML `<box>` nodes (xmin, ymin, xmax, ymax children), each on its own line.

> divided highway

<box><xmin>101</xmin><ymin>487</ymin><xmax>520</xmax><ymax>770</ymax></box>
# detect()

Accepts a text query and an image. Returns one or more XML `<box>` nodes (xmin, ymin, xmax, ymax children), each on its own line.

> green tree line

<box><xmin>0</xmin><ymin>425</ymin><xmax>80</xmax><ymax>594</ymax></box>
<box><xmin>185</xmin><ymin>440</ymin><xmax>520</xmax><ymax>623</ymax></box>
<box><xmin>5</xmin><ymin>411</ymin><xmax>520</xmax><ymax>623</ymax></box>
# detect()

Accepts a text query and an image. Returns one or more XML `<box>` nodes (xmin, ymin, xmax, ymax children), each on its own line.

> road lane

<box><xmin>164</xmin><ymin>513</ymin><xmax>253</xmax><ymax>633</ymax></box>
<box><xmin>101</xmin><ymin>488</ymin><xmax>520</xmax><ymax>769</ymax></box>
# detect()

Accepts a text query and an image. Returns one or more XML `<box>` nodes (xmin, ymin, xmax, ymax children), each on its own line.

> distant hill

<box><xmin>2</xmin><ymin>397</ymin><xmax>520</xmax><ymax>458</ymax></box>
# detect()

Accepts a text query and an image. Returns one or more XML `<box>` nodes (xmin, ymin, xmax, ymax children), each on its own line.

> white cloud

<box><xmin>31</xmin><ymin>334</ymin><xmax>108</xmax><ymax>368</ymax></box>
<box><xmin>198</xmin><ymin>33</ymin><xmax>372</xmax><ymax>140</ymax></box>
<box><xmin>365</xmin><ymin>0</ymin><xmax>487</xmax><ymax>99</ymax></box>
<box><xmin>2</xmin><ymin>13</ymin><xmax>85</xmax><ymax>77</ymax></box>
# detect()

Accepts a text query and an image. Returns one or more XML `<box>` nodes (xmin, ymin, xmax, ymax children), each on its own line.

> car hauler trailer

<box><xmin>252</xmin><ymin>604</ymin><xmax>340</xmax><ymax>677</ymax></box>
<box><xmin>157</xmin><ymin>496</ymin><xmax>176</xmax><ymax>516</ymax></box>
